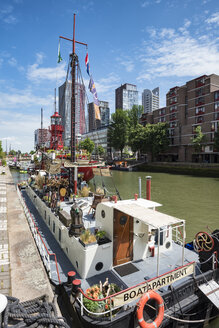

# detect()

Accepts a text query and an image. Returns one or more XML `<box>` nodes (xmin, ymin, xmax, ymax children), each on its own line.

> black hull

<box><xmin>59</xmin><ymin>269</ymin><xmax>219</xmax><ymax>328</ymax></box>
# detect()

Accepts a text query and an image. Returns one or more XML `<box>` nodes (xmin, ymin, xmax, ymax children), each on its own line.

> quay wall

<box><xmin>137</xmin><ymin>162</ymin><xmax>219</xmax><ymax>177</ymax></box>
<box><xmin>2</xmin><ymin>166</ymin><xmax>54</xmax><ymax>301</ymax></box>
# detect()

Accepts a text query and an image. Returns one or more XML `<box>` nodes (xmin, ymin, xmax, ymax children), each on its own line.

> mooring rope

<box><xmin>1</xmin><ymin>295</ymin><xmax>70</xmax><ymax>328</ymax></box>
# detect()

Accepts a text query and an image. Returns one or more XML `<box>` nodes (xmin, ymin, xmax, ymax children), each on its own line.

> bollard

<box><xmin>134</xmin><ymin>193</ymin><xmax>138</xmax><ymax>200</ymax></box>
<box><xmin>112</xmin><ymin>195</ymin><xmax>117</xmax><ymax>203</ymax></box>
<box><xmin>67</xmin><ymin>271</ymin><xmax>76</xmax><ymax>285</ymax></box>
<box><xmin>138</xmin><ymin>177</ymin><xmax>142</xmax><ymax>198</ymax></box>
<box><xmin>72</xmin><ymin>279</ymin><xmax>81</xmax><ymax>294</ymax></box>
<box><xmin>146</xmin><ymin>176</ymin><xmax>152</xmax><ymax>200</ymax></box>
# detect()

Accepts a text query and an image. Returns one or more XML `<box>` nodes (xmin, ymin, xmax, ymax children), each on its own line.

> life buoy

<box><xmin>136</xmin><ymin>291</ymin><xmax>164</xmax><ymax>328</ymax></box>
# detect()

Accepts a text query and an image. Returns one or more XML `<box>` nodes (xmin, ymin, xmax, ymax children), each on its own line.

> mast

<box><xmin>60</xmin><ymin>14</ymin><xmax>87</xmax><ymax>163</ymax></box>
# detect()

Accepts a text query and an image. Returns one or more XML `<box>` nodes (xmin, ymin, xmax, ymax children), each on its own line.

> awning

<box><xmin>113</xmin><ymin>201</ymin><xmax>183</xmax><ymax>228</ymax></box>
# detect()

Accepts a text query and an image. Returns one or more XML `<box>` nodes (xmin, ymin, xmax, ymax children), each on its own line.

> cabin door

<box><xmin>113</xmin><ymin>209</ymin><xmax>133</xmax><ymax>266</ymax></box>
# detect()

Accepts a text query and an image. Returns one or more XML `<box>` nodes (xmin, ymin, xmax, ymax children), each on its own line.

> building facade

<box><xmin>140</xmin><ymin>74</ymin><xmax>219</xmax><ymax>163</ymax></box>
<box><xmin>81</xmin><ymin>127</ymin><xmax>110</xmax><ymax>155</ymax></box>
<box><xmin>115</xmin><ymin>83</ymin><xmax>138</xmax><ymax>110</ymax></box>
<box><xmin>34</xmin><ymin>128</ymin><xmax>50</xmax><ymax>149</ymax></box>
<box><xmin>59</xmin><ymin>80</ymin><xmax>86</xmax><ymax>147</ymax></box>
<box><xmin>88</xmin><ymin>101</ymin><xmax>110</xmax><ymax>132</ymax></box>
<box><xmin>142</xmin><ymin>87</ymin><xmax>159</xmax><ymax>113</ymax></box>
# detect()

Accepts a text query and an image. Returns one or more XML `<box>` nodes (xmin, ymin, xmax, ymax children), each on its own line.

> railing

<box><xmin>16</xmin><ymin>186</ymin><xmax>61</xmax><ymax>284</ymax></box>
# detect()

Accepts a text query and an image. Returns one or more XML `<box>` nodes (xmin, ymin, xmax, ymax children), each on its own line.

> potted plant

<box><xmin>79</xmin><ymin>229</ymin><xmax>97</xmax><ymax>247</ymax></box>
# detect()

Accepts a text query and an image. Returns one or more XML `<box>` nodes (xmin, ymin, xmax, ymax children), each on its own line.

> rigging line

<box><xmin>195</xmin><ymin>264</ymin><xmax>219</xmax><ymax>302</ymax></box>
<box><xmin>110</xmin><ymin>171</ymin><xmax>122</xmax><ymax>200</ymax></box>
<box><xmin>145</xmin><ymin>302</ymin><xmax>218</xmax><ymax>324</ymax></box>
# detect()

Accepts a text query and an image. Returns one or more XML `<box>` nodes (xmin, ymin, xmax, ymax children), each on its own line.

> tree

<box><xmin>95</xmin><ymin>145</ymin><xmax>105</xmax><ymax>156</ymax></box>
<box><xmin>127</xmin><ymin>105</ymin><xmax>143</xmax><ymax>128</ymax></box>
<box><xmin>78</xmin><ymin>138</ymin><xmax>95</xmax><ymax>154</ymax></box>
<box><xmin>9</xmin><ymin>150</ymin><xmax>16</xmax><ymax>156</ymax></box>
<box><xmin>30</xmin><ymin>150</ymin><xmax>35</xmax><ymax>155</ymax></box>
<box><xmin>142</xmin><ymin>123</ymin><xmax>169</xmax><ymax>161</ymax></box>
<box><xmin>191</xmin><ymin>126</ymin><xmax>206</xmax><ymax>153</ymax></box>
<box><xmin>128</xmin><ymin>124</ymin><xmax>145</xmax><ymax>153</ymax></box>
<box><xmin>108</xmin><ymin>109</ymin><xmax>129</xmax><ymax>158</ymax></box>
<box><xmin>213</xmin><ymin>131</ymin><xmax>219</xmax><ymax>152</ymax></box>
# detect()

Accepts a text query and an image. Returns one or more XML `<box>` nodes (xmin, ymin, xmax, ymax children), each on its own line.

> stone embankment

<box><xmin>0</xmin><ymin>166</ymin><xmax>54</xmax><ymax>302</ymax></box>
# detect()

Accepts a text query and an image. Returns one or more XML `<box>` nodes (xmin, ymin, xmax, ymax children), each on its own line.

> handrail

<box><xmin>17</xmin><ymin>186</ymin><xmax>61</xmax><ymax>284</ymax></box>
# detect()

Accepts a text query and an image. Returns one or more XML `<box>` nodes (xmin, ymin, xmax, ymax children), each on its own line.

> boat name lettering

<box><xmin>113</xmin><ymin>263</ymin><xmax>194</xmax><ymax>307</ymax></box>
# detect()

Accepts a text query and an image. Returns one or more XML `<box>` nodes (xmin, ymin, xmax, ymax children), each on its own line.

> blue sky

<box><xmin>0</xmin><ymin>0</ymin><xmax>219</xmax><ymax>152</ymax></box>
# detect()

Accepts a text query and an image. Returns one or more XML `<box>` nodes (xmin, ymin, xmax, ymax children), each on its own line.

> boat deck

<box><xmin>21</xmin><ymin>190</ymin><xmax>199</xmax><ymax>294</ymax></box>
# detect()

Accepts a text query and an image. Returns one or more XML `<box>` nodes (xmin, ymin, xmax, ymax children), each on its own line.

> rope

<box><xmin>1</xmin><ymin>295</ymin><xmax>70</xmax><ymax>328</ymax></box>
<box><xmin>145</xmin><ymin>301</ymin><xmax>218</xmax><ymax>324</ymax></box>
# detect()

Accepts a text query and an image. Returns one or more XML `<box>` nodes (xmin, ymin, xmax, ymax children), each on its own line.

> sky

<box><xmin>1</xmin><ymin>0</ymin><xmax>219</xmax><ymax>152</ymax></box>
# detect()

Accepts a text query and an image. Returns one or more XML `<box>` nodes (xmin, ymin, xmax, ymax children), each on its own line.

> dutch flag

<box><xmin>85</xmin><ymin>53</ymin><xmax>90</xmax><ymax>76</ymax></box>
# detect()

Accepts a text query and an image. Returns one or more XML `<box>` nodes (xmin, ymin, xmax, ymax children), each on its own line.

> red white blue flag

<box><xmin>85</xmin><ymin>52</ymin><xmax>90</xmax><ymax>76</ymax></box>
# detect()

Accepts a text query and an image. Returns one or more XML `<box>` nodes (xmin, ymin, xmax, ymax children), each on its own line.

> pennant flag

<box><xmin>85</xmin><ymin>52</ymin><xmax>90</xmax><ymax>76</ymax></box>
<box><xmin>57</xmin><ymin>40</ymin><xmax>63</xmax><ymax>63</ymax></box>
<box><xmin>89</xmin><ymin>76</ymin><xmax>100</xmax><ymax>120</ymax></box>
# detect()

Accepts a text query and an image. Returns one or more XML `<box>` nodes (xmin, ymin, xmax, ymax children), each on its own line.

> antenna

<box><xmin>54</xmin><ymin>88</ymin><xmax>57</xmax><ymax>112</ymax></box>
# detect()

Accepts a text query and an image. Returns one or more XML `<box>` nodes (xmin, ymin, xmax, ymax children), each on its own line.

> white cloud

<box><xmin>205</xmin><ymin>12</ymin><xmax>219</xmax><ymax>26</ymax></box>
<box><xmin>27</xmin><ymin>53</ymin><xmax>67</xmax><ymax>82</ymax></box>
<box><xmin>116</xmin><ymin>57</ymin><xmax>135</xmax><ymax>73</ymax></box>
<box><xmin>137</xmin><ymin>23</ymin><xmax>219</xmax><ymax>81</ymax></box>
<box><xmin>0</xmin><ymin>89</ymin><xmax>53</xmax><ymax>109</ymax></box>
<box><xmin>0</xmin><ymin>5</ymin><xmax>17</xmax><ymax>24</ymax></box>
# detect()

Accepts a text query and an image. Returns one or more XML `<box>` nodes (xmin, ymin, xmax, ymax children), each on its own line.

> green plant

<box><xmin>80</xmin><ymin>229</ymin><xmax>97</xmax><ymax>244</ymax></box>
<box><xmin>96</xmin><ymin>230</ymin><xmax>106</xmax><ymax>239</ymax></box>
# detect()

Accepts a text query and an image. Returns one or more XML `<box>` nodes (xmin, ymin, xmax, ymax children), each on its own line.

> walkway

<box><xmin>0</xmin><ymin>166</ymin><xmax>54</xmax><ymax>302</ymax></box>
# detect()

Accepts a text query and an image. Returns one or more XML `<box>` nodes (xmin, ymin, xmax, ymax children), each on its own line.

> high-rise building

<box><xmin>115</xmin><ymin>83</ymin><xmax>138</xmax><ymax>110</ymax></box>
<box><xmin>59</xmin><ymin>80</ymin><xmax>86</xmax><ymax>147</ymax></box>
<box><xmin>34</xmin><ymin>128</ymin><xmax>50</xmax><ymax>149</ymax></box>
<box><xmin>88</xmin><ymin>101</ymin><xmax>110</xmax><ymax>132</ymax></box>
<box><xmin>142</xmin><ymin>87</ymin><xmax>159</xmax><ymax>113</ymax></box>
<box><xmin>140</xmin><ymin>74</ymin><xmax>219</xmax><ymax>163</ymax></box>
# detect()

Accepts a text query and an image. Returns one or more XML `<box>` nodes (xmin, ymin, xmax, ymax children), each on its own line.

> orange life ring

<box><xmin>136</xmin><ymin>291</ymin><xmax>164</xmax><ymax>328</ymax></box>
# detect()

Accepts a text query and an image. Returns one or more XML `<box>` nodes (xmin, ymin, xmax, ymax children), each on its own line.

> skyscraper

<box><xmin>59</xmin><ymin>80</ymin><xmax>86</xmax><ymax>147</ymax></box>
<box><xmin>142</xmin><ymin>87</ymin><xmax>159</xmax><ymax>113</ymax></box>
<box><xmin>115</xmin><ymin>83</ymin><xmax>138</xmax><ymax>110</ymax></box>
<box><xmin>88</xmin><ymin>100</ymin><xmax>110</xmax><ymax>132</ymax></box>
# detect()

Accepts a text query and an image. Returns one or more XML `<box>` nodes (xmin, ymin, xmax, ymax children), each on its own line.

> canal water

<box><xmin>11</xmin><ymin>169</ymin><xmax>219</xmax><ymax>327</ymax></box>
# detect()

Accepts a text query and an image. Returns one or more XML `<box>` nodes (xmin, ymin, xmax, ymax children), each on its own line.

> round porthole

<box><xmin>101</xmin><ymin>210</ymin><xmax>105</xmax><ymax>218</ymax></box>
<box><xmin>120</xmin><ymin>216</ymin><xmax>127</xmax><ymax>226</ymax></box>
<box><xmin>165</xmin><ymin>241</ymin><xmax>171</xmax><ymax>249</ymax></box>
<box><xmin>95</xmin><ymin>262</ymin><xmax>103</xmax><ymax>271</ymax></box>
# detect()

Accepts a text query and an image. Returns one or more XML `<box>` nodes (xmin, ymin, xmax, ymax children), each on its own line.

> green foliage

<box><xmin>9</xmin><ymin>149</ymin><xmax>16</xmax><ymax>155</ymax></box>
<box><xmin>79</xmin><ymin>138</ymin><xmax>95</xmax><ymax>154</ymax></box>
<box><xmin>30</xmin><ymin>150</ymin><xmax>35</xmax><ymax>155</ymax></box>
<box><xmin>214</xmin><ymin>131</ymin><xmax>219</xmax><ymax>151</ymax></box>
<box><xmin>108</xmin><ymin>109</ymin><xmax>129</xmax><ymax>158</ymax></box>
<box><xmin>128</xmin><ymin>124</ymin><xmax>145</xmax><ymax>153</ymax></box>
<box><xmin>95</xmin><ymin>145</ymin><xmax>105</xmax><ymax>156</ymax></box>
<box><xmin>127</xmin><ymin>105</ymin><xmax>143</xmax><ymax>128</ymax></box>
<box><xmin>191</xmin><ymin>126</ymin><xmax>206</xmax><ymax>153</ymax></box>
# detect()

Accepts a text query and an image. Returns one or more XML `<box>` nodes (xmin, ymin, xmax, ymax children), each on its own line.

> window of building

<box><xmin>195</xmin><ymin>97</ymin><xmax>205</xmax><ymax>106</ymax></box>
<box><xmin>215</xmin><ymin>112</ymin><xmax>219</xmax><ymax>120</ymax></box>
<box><xmin>195</xmin><ymin>77</ymin><xmax>205</xmax><ymax>87</ymax></box>
<box><xmin>195</xmin><ymin>107</ymin><xmax>205</xmax><ymax>115</ymax></box>
<box><xmin>159</xmin><ymin>108</ymin><xmax>165</xmax><ymax>115</ymax></box>
<box><xmin>170</xmin><ymin>121</ymin><xmax>177</xmax><ymax>128</ymax></box>
<box><xmin>170</xmin><ymin>113</ymin><xmax>176</xmax><ymax>120</ymax></box>
<box><xmin>195</xmin><ymin>88</ymin><xmax>205</xmax><ymax>97</ymax></box>
<box><xmin>195</xmin><ymin>116</ymin><xmax>204</xmax><ymax>124</ymax></box>
<box><xmin>170</xmin><ymin>105</ymin><xmax>177</xmax><ymax>112</ymax></box>
<box><xmin>215</xmin><ymin>91</ymin><xmax>219</xmax><ymax>101</ymax></box>
<box><xmin>159</xmin><ymin>116</ymin><xmax>166</xmax><ymax>122</ymax></box>
<box><xmin>170</xmin><ymin>97</ymin><xmax>177</xmax><ymax>105</ymax></box>
<box><xmin>215</xmin><ymin>101</ymin><xmax>219</xmax><ymax>110</ymax></box>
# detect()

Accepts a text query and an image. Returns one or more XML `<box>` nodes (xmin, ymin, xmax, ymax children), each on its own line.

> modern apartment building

<box><xmin>140</xmin><ymin>74</ymin><xmax>219</xmax><ymax>163</ymax></box>
<box><xmin>115</xmin><ymin>83</ymin><xmax>138</xmax><ymax>110</ymax></box>
<box><xmin>88</xmin><ymin>101</ymin><xmax>110</xmax><ymax>132</ymax></box>
<box><xmin>81</xmin><ymin>127</ymin><xmax>110</xmax><ymax>155</ymax></box>
<box><xmin>59</xmin><ymin>80</ymin><xmax>86</xmax><ymax>147</ymax></box>
<box><xmin>142</xmin><ymin>87</ymin><xmax>159</xmax><ymax>113</ymax></box>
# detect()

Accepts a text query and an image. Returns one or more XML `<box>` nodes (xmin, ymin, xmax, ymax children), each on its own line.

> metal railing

<box><xmin>17</xmin><ymin>186</ymin><xmax>61</xmax><ymax>284</ymax></box>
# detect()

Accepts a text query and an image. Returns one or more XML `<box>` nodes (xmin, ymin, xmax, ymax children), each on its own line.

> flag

<box><xmin>57</xmin><ymin>40</ymin><xmax>63</xmax><ymax>63</ymax></box>
<box><xmin>89</xmin><ymin>76</ymin><xmax>100</xmax><ymax>120</ymax></box>
<box><xmin>85</xmin><ymin>52</ymin><xmax>90</xmax><ymax>76</ymax></box>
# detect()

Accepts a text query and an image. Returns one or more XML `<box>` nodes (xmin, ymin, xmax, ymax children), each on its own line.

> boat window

<box><xmin>95</xmin><ymin>262</ymin><xmax>103</xmax><ymax>271</ymax></box>
<box><xmin>59</xmin><ymin>229</ymin><xmax>61</xmax><ymax>242</ymax></box>
<box><xmin>48</xmin><ymin>216</ymin><xmax>50</xmax><ymax>226</ymax></box>
<box><xmin>53</xmin><ymin>222</ymin><xmax>55</xmax><ymax>233</ymax></box>
<box><xmin>101</xmin><ymin>210</ymin><xmax>105</xmax><ymax>218</ymax></box>
<box><xmin>120</xmin><ymin>215</ymin><xmax>127</xmax><ymax>226</ymax></box>
<box><xmin>44</xmin><ymin>211</ymin><xmax>46</xmax><ymax>220</ymax></box>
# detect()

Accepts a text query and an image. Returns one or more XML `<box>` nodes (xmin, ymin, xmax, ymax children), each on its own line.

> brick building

<box><xmin>140</xmin><ymin>74</ymin><xmax>219</xmax><ymax>163</ymax></box>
